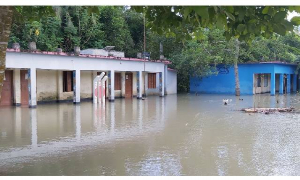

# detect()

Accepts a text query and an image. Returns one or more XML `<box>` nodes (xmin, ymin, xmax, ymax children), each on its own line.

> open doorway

<box><xmin>283</xmin><ymin>74</ymin><xmax>287</xmax><ymax>94</ymax></box>
<box><xmin>253</xmin><ymin>73</ymin><xmax>271</xmax><ymax>94</ymax></box>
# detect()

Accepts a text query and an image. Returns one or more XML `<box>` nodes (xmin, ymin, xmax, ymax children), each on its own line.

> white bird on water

<box><xmin>223</xmin><ymin>99</ymin><xmax>232</xmax><ymax>105</ymax></box>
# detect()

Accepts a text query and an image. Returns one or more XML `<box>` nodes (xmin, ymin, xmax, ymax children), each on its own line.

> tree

<box><xmin>37</xmin><ymin>16</ymin><xmax>63</xmax><ymax>51</ymax></box>
<box><xmin>123</xmin><ymin>9</ymin><xmax>144</xmax><ymax>57</ymax></box>
<box><xmin>98</xmin><ymin>6</ymin><xmax>134</xmax><ymax>55</ymax></box>
<box><xmin>233</xmin><ymin>38</ymin><xmax>241</xmax><ymax>96</ymax></box>
<box><xmin>0</xmin><ymin>6</ymin><xmax>104</xmax><ymax>101</ymax></box>
<box><xmin>169</xmin><ymin>28</ymin><xmax>235</xmax><ymax>92</ymax></box>
<box><xmin>2</xmin><ymin>6</ymin><xmax>300</xmax><ymax>99</ymax></box>
<box><xmin>0</xmin><ymin>6</ymin><xmax>14</xmax><ymax>102</ymax></box>
<box><xmin>133</xmin><ymin>6</ymin><xmax>300</xmax><ymax>96</ymax></box>
<box><xmin>133</xmin><ymin>6</ymin><xmax>300</xmax><ymax>42</ymax></box>
<box><xmin>58</xmin><ymin>6</ymin><xmax>104</xmax><ymax>51</ymax></box>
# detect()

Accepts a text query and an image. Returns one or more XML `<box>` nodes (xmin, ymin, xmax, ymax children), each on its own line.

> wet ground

<box><xmin>0</xmin><ymin>94</ymin><xmax>300</xmax><ymax>175</ymax></box>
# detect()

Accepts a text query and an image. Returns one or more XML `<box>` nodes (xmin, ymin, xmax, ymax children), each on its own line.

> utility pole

<box><xmin>143</xmin><ymin>12</ymin><xmax>146</xmax><ymax>97</ymax></box>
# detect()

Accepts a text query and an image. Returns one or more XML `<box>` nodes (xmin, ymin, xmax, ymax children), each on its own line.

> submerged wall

<box><xmin>37</xmin><ymin>70</ymin><xmax>58</xmax><ymax>101</ymax></box>
<box><xmin>80</xmin><ymin>71</ymin><xmax>93</xmax><ymax>99</ymax></box>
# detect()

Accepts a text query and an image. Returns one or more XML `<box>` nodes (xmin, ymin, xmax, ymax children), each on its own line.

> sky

<box><xmin>288</xmin><ymin>11</ymin><xmax>300</xmax><ymax>21</ymax></box>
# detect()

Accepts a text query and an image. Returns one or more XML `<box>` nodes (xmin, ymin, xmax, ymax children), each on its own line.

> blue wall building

<box><xmin>190</xmin><ymin>62</ymin><xmax>299</xmax><ymax>95</ymax></box>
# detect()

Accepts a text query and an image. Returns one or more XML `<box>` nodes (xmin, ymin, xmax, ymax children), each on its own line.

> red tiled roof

<box><xmin>6</xmin><ymin>48</ymin><xmax>172</xmax><ymax>65</ymax></box>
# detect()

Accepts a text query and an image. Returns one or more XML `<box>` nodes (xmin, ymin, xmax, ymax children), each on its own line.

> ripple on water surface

<box><xmin>0</xmin><ymin>94</ymin><xmax>300</xmax><ymax>175</ymax></box>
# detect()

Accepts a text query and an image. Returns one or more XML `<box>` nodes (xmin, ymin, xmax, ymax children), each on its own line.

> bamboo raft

<box><xmin>243</xmin><ymin>107</ymin><xmax>295</xmax><ymax>114</ymax></box>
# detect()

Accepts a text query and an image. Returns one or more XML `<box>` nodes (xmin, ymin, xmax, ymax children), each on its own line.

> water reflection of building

<box><xmin>0</xmin><ymin>96</ymin><xmax>172</xmax><ymax>167</ymax></box>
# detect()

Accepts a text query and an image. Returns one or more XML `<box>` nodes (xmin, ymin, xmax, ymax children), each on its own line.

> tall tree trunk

<box><xmin>234</xmin><ymin>38</ymin><xmax>240</xmax><ymax>96</ymax></box>
<box><xmin>0</xmin><ymin>6</ymin><xmax>14</xmax><ymax>101</ymax></box>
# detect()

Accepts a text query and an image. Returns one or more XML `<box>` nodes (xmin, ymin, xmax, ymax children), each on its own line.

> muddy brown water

<box><xmin>0</xmin><ymin>94</ymin><xmax>300</xmax><ymax>175</ymax></box>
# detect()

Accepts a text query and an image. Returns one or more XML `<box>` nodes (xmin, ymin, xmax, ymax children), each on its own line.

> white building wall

<box><xmin>166</xmin><ymin>70</ymin><xmax>177</xmax><ymax>94</ymax></box>
<box><xmin>13</xmin><ymin>69</ymin><xmax>21</xmax><ymax>105</ymax></box>
<box><xmin>80</xmin><ymin>71</ymin><xmax>93</xmax><ymax>99</ymax></box>
<box><xmin>133</xmin><ymin>72</ymin><xmax>137</xmax><ymax>96</ymax></box>
<box><xmin>147</xmin><ymin>73</ymin><xmax>160</xmax><ymax>96</ymax></box>
<box><xmin>6</xmin><ymin>52</ymin><xmax>165</xmax><ymax>73</ymax></box>
<box><xmin>253</xmin><ymin>73</ymin><xmax>271</xmax><ymax>94</ymax></box>
<box><xmin>5</xmin><ymin>52</ymin><xmax>176</xmax><ymax>104</ymax></box>
<box><xmin>36</xmin><ymin>70</ymin><xmax>58</xmax><ymax>101</ymax></box>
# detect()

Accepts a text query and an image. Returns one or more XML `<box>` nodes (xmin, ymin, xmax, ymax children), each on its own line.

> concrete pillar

<box><xmin>13</xmin><ymin>69</ymin><xmax>21</xmax><ymax>106</ymax></box>
<box><xmin>57</xmin><ymin>71</ymin><xmax>63</xmax><ymax>101</ymax></box>
<box><xmin>164</xmin><ymin>65</ymin><xmax>167</xmax><ymax>95</ymax></box>
<box><xmin>92</xmin><ymin>71</ymin><xmax>97</xmax><ymax>95</ymax></box>
<box><xmin>106</xmin><ymin>71</ymin><xmax>109</xmax><ymax>98</ymax></box>
<box><xmin>73</xmin><ymin>70</ymin><xmax>81</xmax><ymax>104</ymax></box>
<box><xmin>132</xmin><ymin>72</ymin><xmax>137</xmax><ymax>96</ymax></box>
<box><xmin>121</xmin><ymin>72</ymin><xmax>125</xmax><ymax>98</ymax></box>
<box><xmin>279</xmin><ymin>74</ymin><xmax>284</xmax><ymax>94</ymax></box>
<box><xmin>28</xmin><ymin>68</ymin><xmax>37</xmax><ymax>108</ymax></box>
<box><xmin>270</xmin><ymin>73</ymin><xmax>275</xmax><ymax>96</ymax></box>
<box><xmin>159</xmin><ymin>72</ymin><xmax>165</xmax><ymax>97</ymax></box>
<box><xmin>144</xmin><ymin>73</ymin><xmax>148</xmax><ymax>96</ymax></box>
<box><xmin>293</xmin><ymin>74</ymin><xmax>297</xmax><ymax>92</ymax></box>
<box><xmin>108</xmin><ymin>70</ymin><xmax>115</xmax><ymax>102</ymax></box>
<box><xmin>298</xmin><ymin>75</ymin><xmax>300</xmax><ymax>92</ymax></box>
<box><xmin>137</xmin><ymin>71</ymin><xmax>143</xmax><ymax>99</ymax></box>
<box><xmin>287</xmin><ymin>74</ymin><xmax>291</xmax><ymax>93</ymax></box>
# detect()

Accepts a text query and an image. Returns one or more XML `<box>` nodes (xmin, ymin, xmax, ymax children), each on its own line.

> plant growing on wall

<box><xmin>23</xmin><ymin>20</ymin><xmax>42</xmax><ymax>51</ymax></box>
<box><xmin>24</xmin><ymin>21</ymin><xmax>41</xmax><ymax>43</ymax></box>
<box><xmin>10</xmin><ymin>36</ymin><xmax>19</xmax><ymax>43</ymax></box>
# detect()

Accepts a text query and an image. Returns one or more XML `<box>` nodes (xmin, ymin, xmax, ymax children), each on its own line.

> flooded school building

<box><xmin>190</xmin><ymin>62</ymin><xmax>299</xmax><ymax>95</ymax></box>
<box><xmin>0</xmin><ymin>48</ymin><xmax>177</xmax><ymax>107</ymax></box>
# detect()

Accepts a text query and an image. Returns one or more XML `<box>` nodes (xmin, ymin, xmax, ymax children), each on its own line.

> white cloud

<box><xmin>288</xmin><ymin>11</ymin><xmax>300</xmax><ymax>21</ymax></box>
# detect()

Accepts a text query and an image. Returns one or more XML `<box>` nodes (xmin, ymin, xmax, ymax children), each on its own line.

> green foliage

<box><xmin>132</xmin><ymin>6</ymin><xmax>300</xmax><ymax>42</ymax></box>
<box><xmin>8</xmin><ymin>6</ymin><xmax>300</xmax><ymax>93</ymax></box>
<box><xmin>239</xmin><ymin>33</ymin><xmax>300</xmax><ymax>62</ymax></box>
<box><xmin>124</xmin><ymin>9</ymin><xmax>144</xmax><ymax>57</ymax></box>
<box><xmin>169</xmin><ymin>28</ymin><xmax>235</xmax><ymax>92</ymax></box>
<box><xmin>169</xmin><ymin>28</ymin><xmax>300</xmax><ymax>92</ymax></box>
<box><xmin>24</xmin><ymin>21</ymin><xmax>41</xmax><ymax>42</ymax></box>
<box><xmin>37</xmin><ymin>16</ymin><xmax>63</xmax><ymax>51</ymax></box>
<box><xmin>98</xmin><ymin>6</ymin><xmax>134</xmax><ymax>54</ymax></box>
<box><xmin>9</xmin><ymin>6</ymin><xmax>143</xmax><ymax>56</ymax></box>
<box><xmin>13</xmin><ymin>6</ymin><xmax>55</xmax><ymax>22</ymax></box>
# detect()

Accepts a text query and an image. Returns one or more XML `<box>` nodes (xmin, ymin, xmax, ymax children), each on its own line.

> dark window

<box><xmin>264</xmin><ymin>74</ymin><xmax>268</xmax><ymax>87</ymax></box>
<box><xmin>148</xmin><ymin>73</ymin><xmax>156</xmax><ymax>89</ymax></box>
<box><xmin>115</xmin><ymin>73</ymin><xmax>121</xmax><ymax>90</ymax></box>
<box><xmin>63</xmin><ymin>71</ymin><xmax>73</xmax><ymax>92</ymax></box>
<box><xmin>257</xmin><ymin>74</ymin><xmax>261</xmax><ymax>87</ymax></box>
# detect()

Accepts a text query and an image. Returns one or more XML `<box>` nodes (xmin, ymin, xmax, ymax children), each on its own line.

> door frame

<box><xmin>0</xmin><ymin>70</ymin><xmax>13</xmax><ymax>106</ymax></box>
<box><xmin>125</xmin><ymin>72</ymin><xmax>133</xmax><ymax>98</ymax></box>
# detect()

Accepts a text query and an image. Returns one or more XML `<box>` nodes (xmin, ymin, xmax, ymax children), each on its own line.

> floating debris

<box><xmin>242</xmin><ymin>107</ymin><xmax>295</xmax><ymax>114</ymax></box>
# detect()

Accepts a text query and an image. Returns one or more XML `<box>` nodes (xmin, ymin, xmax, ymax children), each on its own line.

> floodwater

<box><xmin>0</xmin><ymin>94</ymin><xmax>300</xmax><ymax>176</ymax></box>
